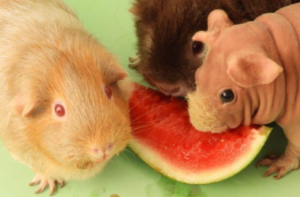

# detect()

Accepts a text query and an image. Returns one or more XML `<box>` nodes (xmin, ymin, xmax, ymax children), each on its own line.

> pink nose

<box><xmin>91</xmin><ymin>148</ymin><xmax>105</xmax><ymax>163</ymax></box>
<box><xmin>157</xmin><ymin>84</ymin><xmax>187</xmax><ymax>97</ymax></box>
<box><xmin>159</xmin><ymin>86</ymin><xmax>180</xmax><ymax>95</ymax></box>
<box><xmin>91</xmin><ymin>143</ymin><xmax>114</xmax><ymax>156</ymax></box>
<box><xmin>92</xmin><ymin>148</ymin><xmax>100</xmax><ymax>154</ymax></box>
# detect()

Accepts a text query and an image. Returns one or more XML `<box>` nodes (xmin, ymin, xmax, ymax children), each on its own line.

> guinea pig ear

<box><xmin>226</xmin><ymin>52</ymin><xmax>283</xmax><ymax>88</ymax></box>
<box><xmin>192</xmin><ymin>31</ymin><xmax>210</xmax><ymax>45</ymax></box>
<box><xmin>192</xmin><ymin>10</ymin><xmax>233</xmax><ymax>45</ymax></box>
<box><xmin>207</xmin><ymin>9</ymin><xmax>233</xmax><ymax>30</ymax></box>
<box><xmin>106</xmin><ymin>66</ymin><xmax>128</xmax><ymax>85</ymax></box>
<box><xmin>12</xmin><ymin>94</ymin><xmax>37</xmax><ymax>117</ymax></box>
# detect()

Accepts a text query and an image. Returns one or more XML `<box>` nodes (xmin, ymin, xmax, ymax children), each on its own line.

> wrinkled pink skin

<box><xmin>188</xmin><ymin>4</ymin><xmax>300</xmax><ymax>179</ymax></box>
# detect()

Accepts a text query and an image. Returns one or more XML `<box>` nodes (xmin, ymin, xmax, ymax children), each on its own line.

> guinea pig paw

<box><xmin>29</xmin><ymin>174</ymin><xmax>65</xmax><ymax>195</ymax></box>
<box><xmin>257</xmin><ymin>154</ymin><xmax>299</xmax><ymax>179</ymax></box>
<box><xmin>129</xmin><ymin>53</ymin><xmax>141</xmax><ymax>68</ymax></box>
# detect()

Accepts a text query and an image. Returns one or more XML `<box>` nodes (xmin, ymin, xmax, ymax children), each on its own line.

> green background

<box><xmin>0</xmin><ymin>0</ymin><xmax>299</xmax><ymax>197</ymax></box>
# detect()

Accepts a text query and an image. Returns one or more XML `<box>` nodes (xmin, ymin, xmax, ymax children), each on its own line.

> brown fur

<box><xmin>130</xmin><ymin>0</ymin><xmax>298</xmax><ymax>96</ymax></box>
<box><xmin>0</xmin><ymin>0</ymin><xmax>132</xmax><ymax>194</ymax></box>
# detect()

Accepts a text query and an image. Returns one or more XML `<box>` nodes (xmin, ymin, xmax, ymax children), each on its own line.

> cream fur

<box><xmin>0</xmin><ymin>0</ymin><xmax>132</xmax><ymax>194</ymax></box>
<box><xmin>187</xmin><ymin>90</ymin><xmax>227</xmax><ymax>133</ymax></box>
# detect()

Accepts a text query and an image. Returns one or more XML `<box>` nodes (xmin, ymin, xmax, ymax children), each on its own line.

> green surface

<box><xmin>0</xmin><ymin>1</ymin><xmax>299</xmax><ymax>197</ymax></box>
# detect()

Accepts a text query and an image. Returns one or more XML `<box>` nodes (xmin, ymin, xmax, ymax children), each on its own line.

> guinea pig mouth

<box><xmin>76</xmin><ymin>160</ymin><xmax>105</xmax><ymax>170</ymax></box>
<box><xmin>190</xmin><ymin>115</ymin><xmax>228</xmax><ymax>133</ymax></box>
<box><xmin>76</xmin><ymin>155</ymin><xmax>110</xmax><ymax>169</ymax></box>
<box><xmin>76</xmin><ymin>162</ymin><xmax>93</xmax><ymax>170</ymax></box>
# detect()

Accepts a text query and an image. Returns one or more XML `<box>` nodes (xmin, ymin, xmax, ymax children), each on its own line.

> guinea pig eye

<box><xmin>192</xmin><ymin>41</ymin><xmax>204</xmax><ymax>54</ymax></box>
<box><xmin>104</xmin><ymin>85</ymin><xmax>112</xmax><ymax>99</ymax></box>
<box><xmin>55</xmin><ymin>103</ymin><xmax>65</xmax><ymax>117</ymax></box>
<box><xmin>220</xmin><ymin>89</ymin><xmax>235</xmax><ymax>103</ymax></box>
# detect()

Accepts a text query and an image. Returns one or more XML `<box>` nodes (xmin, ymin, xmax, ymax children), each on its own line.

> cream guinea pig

<box><xmin>0</xmin><ymin>0</ymin><xmax>132</xmax><ymax>195</ymax></box>
<box><xmin>187</xmin><ymin>4</ymin><xmax>300</xmax><ymax>179</ymax></box>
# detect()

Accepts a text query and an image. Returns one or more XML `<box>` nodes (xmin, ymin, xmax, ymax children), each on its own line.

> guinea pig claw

<box><xmin>29</xmin><ymin>174</ymin><xmax>65</xmax><ymax>195</ymax></box>
<box><xmin>56</xmin><ymin>179</ymin><xmax>65</xmax><ymax>188</ymax></box>
<box><xmin>29</xmin><ymin>175</ymin><xmax>40</xmax><ymax>186</ymax></box>
<box><xmin>257</xmin><ymin>154</ymin><xmax>300</xmax><ymax>179</ymax></box>
<box><xmin>129</xmin><ymin>53</ymin><xmax>141</xmax><ymax>68</ymax></box>
<box><xmin>256</xmin><ymin>157</ymin><xmax>276</xmax><ymax>168</ymax></box>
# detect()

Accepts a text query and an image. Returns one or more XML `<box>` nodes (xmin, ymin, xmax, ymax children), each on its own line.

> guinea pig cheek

<box><xmin>52</xmin><ymin>100</ymin><xmax>67</xmax><ymax>121</ymax></box>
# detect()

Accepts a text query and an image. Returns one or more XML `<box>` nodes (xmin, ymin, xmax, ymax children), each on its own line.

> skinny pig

<box><xmin>0</xmin><ymin>0</ymin><xmax>132</xmax><ymax>195</ymax></box>
<box><xmin>187</xmin><ymin>3</ymin><xmax>300</xmax><ymax>179</ymax></box>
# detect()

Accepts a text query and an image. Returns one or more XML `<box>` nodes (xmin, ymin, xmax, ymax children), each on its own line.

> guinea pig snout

<box><xmin>156</xmin><ymin>83</ymin><xmax>188</xmax><ymax>97</ymax></box>
<box><xmin>90</xmin><ymin>143</ymin><xmax>114</xmax><ymax>163</ymax></box>
<box><xmin>142</xmin><ymin>73</ymin><xmax>188</xmax><ymax>96</ymax></box>
<box><xmin>187</xmin><ymin>91</ymin><xmax>228</xmax><ymax>133</ymax></box>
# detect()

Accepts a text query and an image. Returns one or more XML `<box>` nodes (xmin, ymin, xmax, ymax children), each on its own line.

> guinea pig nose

<box><xmin>91</xmin><ymin>146</ymin><xmax>105</xmax><ymax>156</ymax></box>
<box><xmin>158</xmin><ymin>85</ymin><xmax>180</xmax><ymax>95</ymax></box>
<box><xmin>92</xmin><ymin>143</ymin><xmax>113</xmax><ymax>156</ymax></box>
<box><xmin>158</xmin><ymin>84</ymin><xmax>189</xmax><ymax>97</ymax></box>
<box><xmin>107</xmin><ymin>143</ymin><xmax>114</xmax><ymax>152</ymax></box>
<box><xmin>92</xmin><ymin>148</ymin><xmax>100</xmax><ymax>154</ymax></box>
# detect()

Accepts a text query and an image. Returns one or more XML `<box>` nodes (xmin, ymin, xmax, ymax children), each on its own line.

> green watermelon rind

<box><xmin>129</xmin><ymin>126</ymin><xmax>272</xmax><ymax>184</ymax></box>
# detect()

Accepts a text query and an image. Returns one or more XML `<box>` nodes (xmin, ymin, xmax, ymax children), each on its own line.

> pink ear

<box><xmin>227</xmin><ymin>52</ymin><xmax>283</xmax><ymax>88</ymax></box>
<box><xmin>192</xmin><ymin>31</ymin><xmax>210</xmax><ymax>44</ymax></box>
<box><xmin>12</xmin><ymin>94</ymin><xmax>37</xmax><ymax>117</ymax></box>
<box><xmin>192</xmin><ymin>10</ymin><xmax>233</xmax><ymax>45</ymax></box>
<box><xmin>114</xmin><ymin>67</ymin><xmax>128</xmax><ymax>81</ymax></box>
<box><xmin>105</xmin><ymin>66</ymin><xmax>128</xmax><ymax>85</ymax></box>
<box><xmin>207</xmin><ymin>10</ymin><xmax>233</xmax><ymax>30</ymax></box>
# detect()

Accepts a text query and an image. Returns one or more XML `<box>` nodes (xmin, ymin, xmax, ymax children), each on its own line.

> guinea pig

<box><xmin>129</xmin><ymin>0</ymin><xmax>297</xmax><ymax>96</ymax></box>
<box><xmin>0</xmin><ymin>0</ymin><xmax>132</xmax><ymax>195</ymax></box>
<box><xmin>187</xmin><ymin>4</ymin><xmax>300</xmax><ymax>179</ymax></box>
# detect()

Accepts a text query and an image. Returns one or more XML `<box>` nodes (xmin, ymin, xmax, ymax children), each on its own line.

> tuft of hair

<box><xmin>187</xmin><ymin>90</ymin><xmax>227</xmax><ymax>133</ymax></box>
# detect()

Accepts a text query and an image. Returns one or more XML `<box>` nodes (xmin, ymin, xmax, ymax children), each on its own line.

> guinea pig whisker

<box><xmin>118</xmin><ymin>151</ymin><xmax>134</xmax><ymax>166</ymax></box>
<box><xmin>129</xmin><ymin>137</ymin><xmax>159</xmax><ymax>147</ymax></box>
<box><xmin>131</xmin><ymin>128</ymin><xmax>153</xmax><ymax>136</ymax></box>
<box><xmin>130</xmin><ymin>107</ymin><xmax>157</xmax><ymax>124</ymax></box>
<box><xmin>122</xmin><ymin>148</ymin><xmax>137</xmax><ymax>158</ymax></box>
<box><xmin>128</xmin><ymin>89</ymin><xmax>157</xmax><ymax>112</ymax></box>
<box><xmin>131</xmin><ymin>125</ymin><xmax>156</xmax><ymax>135</ymax></box>
<box><xmin>131</xmin><ymin>121</ymin><xmax>155</xmax><ymax>130</ymax></box>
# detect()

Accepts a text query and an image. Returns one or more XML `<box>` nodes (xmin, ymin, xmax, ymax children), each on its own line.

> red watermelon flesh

<box><xmin>129</xmin><ymin>84</ymin><xmax>272</xmax><ymax>184</ymax></box>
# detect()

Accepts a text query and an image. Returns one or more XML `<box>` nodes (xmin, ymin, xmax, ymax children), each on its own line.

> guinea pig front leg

<box><xmin>29</xmin><ymin>174</ymin><xmax>65</xmax><ymax>195</ymax></box>
<box><xmin>257</xmin><ymin>136</ymin><xmax>300</xmax><ymax>179</ymax></box>
<box><xmin>129</xmin><ymin>52</ymin><xmax>141</xmax><ymax>68</ymax></box>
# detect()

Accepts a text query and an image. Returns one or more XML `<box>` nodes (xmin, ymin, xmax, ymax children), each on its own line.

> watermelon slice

<box><xmin>129</xmin><ymin>84</ymin><xmax>272</xmax><ymax>184</ymax></box>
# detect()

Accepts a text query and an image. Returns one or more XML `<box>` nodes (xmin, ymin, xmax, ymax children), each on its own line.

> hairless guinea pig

<box><xmin>187</xmin><ymin>3</ymin><xmax>300</xmax><ymax>179</ymax></box>
<box><xmin>129</xmin><ymin>0</ymin><xmax>298</xmax><ymax>96</ymax></box>
<box><xmin>0</xmin><ymin>0</ymin><xmax>132</xmax><ymax>195</ymax></box>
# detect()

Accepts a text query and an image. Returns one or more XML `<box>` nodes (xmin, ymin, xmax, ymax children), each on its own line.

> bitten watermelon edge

<box><xmin>129</xmin><ymin>84</ymin><xmax>272</xmax><ymax>184</ymax></box>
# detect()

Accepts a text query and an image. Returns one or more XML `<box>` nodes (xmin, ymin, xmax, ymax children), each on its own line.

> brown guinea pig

<box><xmin>129</xmin><ymin>0</ymin><xmax>297</xmax><ymax>96</ymax></box>
<box><xmin>0</xmin><ymin>0</ymin><xmax>132</xmax><ymax>195</ymax></box>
